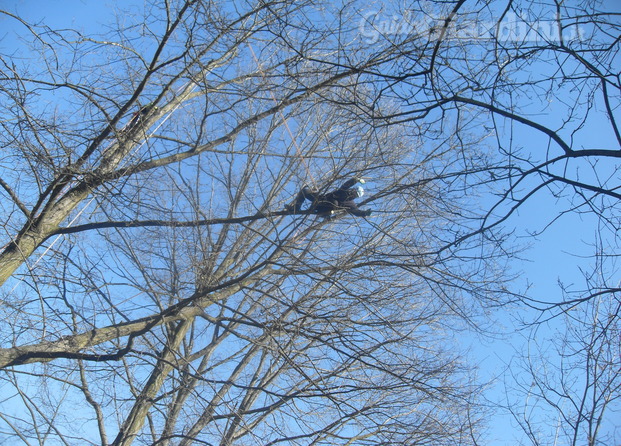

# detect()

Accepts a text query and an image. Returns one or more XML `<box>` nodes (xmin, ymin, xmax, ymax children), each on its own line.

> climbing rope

<box><xmin>246</xmin><ymin>42</ymin><xmax>316</xmax><ymax>187</ymax></box>
<box><xmin>5</xmin><ymin>80</ymin><xmax>196</xmax><ymax>295</ymax></box>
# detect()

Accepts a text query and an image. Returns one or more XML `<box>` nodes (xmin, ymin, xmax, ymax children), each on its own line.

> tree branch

<box><xmin>0</xmin><ymin>262</ymin><xmax>276</xmax><ymax>369</ymax></box>
<box><xmin>48</xmin><ymin>209</ymin><xmax>322</xmax><ymax>238</ymax></box>
<box><xmin>0</xmin><ymin>176</ymin><xmax>31</xmax><ymax>219</ymax></box>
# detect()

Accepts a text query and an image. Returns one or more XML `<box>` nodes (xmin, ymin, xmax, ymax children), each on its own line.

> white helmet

<box><xmin>355</xmin><ymin>185</ymin><xmax>364</xmax><ymax>198</ymax></box>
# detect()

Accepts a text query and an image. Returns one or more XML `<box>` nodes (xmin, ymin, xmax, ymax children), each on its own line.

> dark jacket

<box><xmin>323</xmin><ymin>178</ymin><xmax>360</xmax><ymax>203</ymax></box>
<box><xmin>288</xmin><ymin>177</ymin><xmax>371</xmax><ymax>217</ymax></box>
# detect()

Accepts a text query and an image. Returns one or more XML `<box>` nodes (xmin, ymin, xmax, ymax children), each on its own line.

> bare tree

<box><xmin>0</xmin><ymin>1</ymin><xmax>508</xmax><ymax>444</ymax></box>
<box><xmin>0</xmin><ymin>0</ymin><xmax>618</xmax><ymax>444</ymax></box>
<box><xmin>506</xmin><ymin>241</ymin><xmax>621</xmax><ymax>446</ymax></box>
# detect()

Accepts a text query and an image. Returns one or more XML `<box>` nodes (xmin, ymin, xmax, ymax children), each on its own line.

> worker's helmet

<box><xmin>355</xmin><ymin>185</ymin><xmax>364</xmax><ymax>198</ymax></box>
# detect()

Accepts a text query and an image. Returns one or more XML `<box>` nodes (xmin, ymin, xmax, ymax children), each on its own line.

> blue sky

<box><xmin>1</xmin><ymin>0</ymin><xmax>112</xmax><ymax>29</ymax></box>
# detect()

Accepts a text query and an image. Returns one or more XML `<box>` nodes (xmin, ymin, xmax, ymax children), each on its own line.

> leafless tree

<box><xmin>505</xmin><ymin>239</ymin><xmax>620</xmax><ymax>446</ymax></box>
<box><xmin>0</xmin><ymin>0</ymin><xmax>618</xmax><ymax>444</ymax></box>
<box><xmin>0</xmin><ymin>1</ymin><xmax>508</xmax><ymax>444</ymax></box>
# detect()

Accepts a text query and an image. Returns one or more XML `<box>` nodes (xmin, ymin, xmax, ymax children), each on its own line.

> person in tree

<box><xmin>285</xmin><ymin>177</ymin><xmax>372</xmax><ymax>217</ymax></box>
<box><xmin>126</xmin><ymin>103</ymin><xmax>158</xmax><ymax>131</ymax></box>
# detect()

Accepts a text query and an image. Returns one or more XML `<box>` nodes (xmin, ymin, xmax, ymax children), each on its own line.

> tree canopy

<box><xmin>0</xmin><ymin>1</ymin><xmax>619</xmax><ymax>444</ymax></box>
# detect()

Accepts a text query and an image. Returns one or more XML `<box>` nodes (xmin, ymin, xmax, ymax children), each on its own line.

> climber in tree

<box><xmin>285</xmin><ymin>177</ymin><xmax>372</xmax><ymax>217</ymax></box>
<box><xmin>126</xmin><ymin>103</ymin><xmax>158</xmax><ymax>131</ymax></box>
